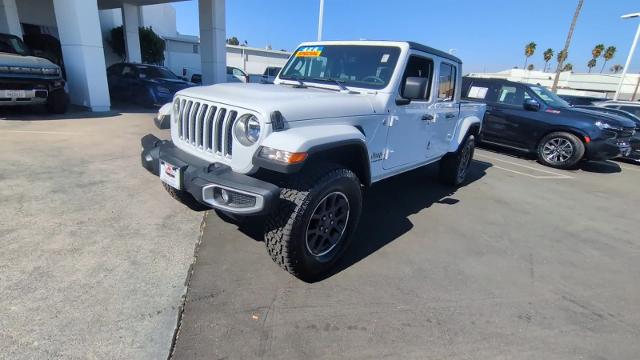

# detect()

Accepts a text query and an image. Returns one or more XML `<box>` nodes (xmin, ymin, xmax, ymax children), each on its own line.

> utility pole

<box><xmin>552</xmin><ymin>0</ymin><xmax>584</xmax><ymax>93</ymax></box>
<box><xmin>317</xmin><ymin>0</ymin><xmax>325</xmax><ymax>41</ymax></box>
<box><xmin>614</xmin><ymin>13</ymin><xmax>640</xmax><ymax>101</ymax></box>
<box><xmin>632</xmin><ymin>75</ymin><xmax>640</xmax><ymax>101</ymax></box>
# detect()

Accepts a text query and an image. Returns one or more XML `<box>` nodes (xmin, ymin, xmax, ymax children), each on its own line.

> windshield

<box><xmin>136</xmin><ymin>65</ymin><xmax>179</xmax><ymax>80</ymax></box>
<box><xmin>529</xmin><ymin>85</ymin><xmax>570</xmax><ymax>108</ymax></box>
<box><xmin>0</xmin><ymin>34</ymin><xmax>30</xmax><ymax>56</ymax></box>
<box><xmin>279</xmin><ymin>45</ymin><xmax>401</xmax><ymax>90</ymax></box>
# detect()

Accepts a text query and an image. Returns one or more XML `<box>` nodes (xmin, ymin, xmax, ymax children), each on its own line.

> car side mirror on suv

<box><xmin>396</xmin><ymin>77</ymin><xmax>428</xmax><ymax>105</ymax></box>
<box><xmin>524</xmin><ymin>99</ymin><xmax>541</xmax><ymax>111</ymax></box>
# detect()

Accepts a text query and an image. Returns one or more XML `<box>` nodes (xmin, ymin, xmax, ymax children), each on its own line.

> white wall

<box><xmin>16</xmin><ymin>0</ymin><xmax>57</xmax><ymax>28</ymax></box>
<box><xmin>139</xmin><ymin>3</ymin><xmax>176</xmax><ymax>37</ymax></box>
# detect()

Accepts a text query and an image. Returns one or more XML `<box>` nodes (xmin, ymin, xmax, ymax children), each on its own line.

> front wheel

<box><xmin>264</xmin><ymin>165</ymin><xmax>362</xmax><ymax>282</ymax></box>
<box><xmin>537</xmin><ymin>132</ymin><xmax>584</xmax><ymax>169</ymax></box>
<box><xmin>439</xmin><ymin>134</ymin><xmax>475</xmax><ymax>186</ymax></box>
<box><xmin>46</xmin><ymin>89</ymin><xmax>69</xmax><ymax>114</ymax></box>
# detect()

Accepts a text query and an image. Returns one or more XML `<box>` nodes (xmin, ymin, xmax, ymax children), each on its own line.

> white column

<box><xmin>0</xmin><ymin>0</ymin><xmax>21</xmax><ymax>38</ymax></box>
<box><xmin>53</xmin><ymin>0</ymin><xmax>110</xmax><ymax>112</ymax></box>
<box><xmin>122</xmin><ymin>3</ymin><xmax>142</xmax><ymax>63</ymax></box>
<box><xmin>198</xmin><ymin>0</ymin><xmax>226</xmax><ymax>85</ymax></box>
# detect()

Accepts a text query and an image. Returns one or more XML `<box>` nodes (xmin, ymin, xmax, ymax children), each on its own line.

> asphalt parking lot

<box><xmin>2</xmin><ymin>109</ymin><xmax>640</xmax><ymax>359</ymax></box>
<box><xmin>172</xmin><ymin>147</ymin><xmax>640</xmax><ymax>359</ymax></box>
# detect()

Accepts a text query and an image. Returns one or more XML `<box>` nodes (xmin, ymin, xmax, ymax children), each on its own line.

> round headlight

<box><xmin>234</xmin><ymin>114</ymin><xmax>261</xmax><ymax>146</ymax></box>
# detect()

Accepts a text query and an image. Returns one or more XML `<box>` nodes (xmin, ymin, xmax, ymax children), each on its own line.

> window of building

<box><xmin>193</xmin><ymin>44</ymin><xmax>199</xmax><ymax>54</ymax></box>
<box><xmin>438</xmin><ymin>63</ymin><xmax>456</xmax><ymax>101</ymax></box>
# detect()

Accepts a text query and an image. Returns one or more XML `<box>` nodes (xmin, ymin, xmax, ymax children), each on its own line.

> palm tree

<box><xmin>543</xmin><ymin>48</ymin><xmax>554</xmax><ymax>72</ymax></box>
<box><xmin>563</xmin><ymin>63</ymin><xmax>574</xmax><ymax>72</ymax></box>
<box><xmin>527</xmin><ymin>64</ymin><xmax>535</xmax><ymax>71</ymax></box>
<box><xmin>611</xmin><ymin>64</ymin><xmax>623</xmax><ymax>73</ymax></box>
<box><xmin>524</xmin><ymin>42</ymin><xmax>537</xmax><ymax>68</ymax></box>
<box><xmin>591</xmin><ymin>44</ymin><xmax>605</xmax><ymax>59</ymax></box>
<box><xmin>601</xmin><ymin>46</ymin><xmax>616</xmax><ymax>73</ymax></box>
<box><xmin>552</xmin><ymin>0</ymin><xmax>584</xmax><ymax>92</ymax></box>
<box><xmin>587</xmin><ymin>58</ymin><xmax>597</xmax><ymax>73</ymax></box>
<box><xmin>556</xmin><ymin>50</ymin><xmax>568</xmax><ymax>70</ymax></box>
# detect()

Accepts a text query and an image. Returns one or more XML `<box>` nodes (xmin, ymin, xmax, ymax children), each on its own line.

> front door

<box><xmin>383</xmin><ymin>55</ymin><xmax>437</xmax><ymax>170</ymax></box>
<box><xmin>431</xmin><ymin>61</ymin><xmax>461</xmax><ymax>155</ymax></box>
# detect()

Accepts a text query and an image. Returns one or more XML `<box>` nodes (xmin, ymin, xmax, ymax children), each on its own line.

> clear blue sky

<box><xmin>173</xmin><ymin>0</ymin><xmax>640</xmax><ymax>74</ymax></box>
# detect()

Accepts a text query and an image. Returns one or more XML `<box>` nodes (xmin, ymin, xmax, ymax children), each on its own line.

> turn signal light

<box><xmin>259</xmin><ymin>147</ymin><xmax>308</xmax><ymax>164</ymax></box>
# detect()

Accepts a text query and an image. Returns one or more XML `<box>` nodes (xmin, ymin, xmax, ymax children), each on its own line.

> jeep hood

<box><xmin>176</xmin><ymin>83</ymin><xmax>377</xmax><ymax>122</ymax></box>
<box><xmin>0</xmin><ymin>53</ymin><xmax>58</xmax><ymax>69</ymax></box>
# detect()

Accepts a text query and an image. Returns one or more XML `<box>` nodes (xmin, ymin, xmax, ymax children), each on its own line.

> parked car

<box><xmin>260</xmin><ymin>66</ymin><xmax>282</xmax><ymax>83</ymax></box>
<box><xmin>462</xmin><ymin>77</ymin><xmax>636</xmax><ymax>169</ymax></box>
<box><xmin>107</xmin><ymin>63</ymin><xmax>194</xmax><ymax>107</ymax></box>
<box><xmin>595</xmin><ymin>100</ymin><xmax>640</xmax><ymax>118</ymax></box>
<box><xmin>558</xmin><ymin>94</ymin><xmax>605</xmax><ymax>106</ymax></box>
<box><xmin>576</xmin><ymin>105</ymin><xmax>640</xmax><ymax>162</ymax></box>
<box><xmin>0</xmin><ymin>33</ymin><xmax>68</xmax><ymax>114</ymax></box>
<box><xmin>187</xmin><ymin>66</ymin><xmax>249</xmax><ymax>85</ymax></box>
<box><xmin>141</xmin><ymin>40</ymin><xmax>486</xmax><ymax>281</ymax></box>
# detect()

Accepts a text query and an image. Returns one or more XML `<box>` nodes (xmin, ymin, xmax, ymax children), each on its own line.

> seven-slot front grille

<box><xmin>176</xmin><ymin>97</ymin><xmax>238</xmax><ymax>157</ymax></box>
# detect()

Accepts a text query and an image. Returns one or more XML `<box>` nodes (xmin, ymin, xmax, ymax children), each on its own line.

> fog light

<box><xmin>145</xmin><ymin>154</ymin><xmax>153</xmax><ymax>162</ymax></box>
<box><xmin>220</xmin><ymin>188</ymin><xmax>230</xmax><ymax>203</ymax></box>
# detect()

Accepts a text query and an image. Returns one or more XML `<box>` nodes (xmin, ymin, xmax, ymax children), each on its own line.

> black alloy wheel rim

<box><xmin>305</xmin><ymin>192</ymin><xmax>350</xmax><ymax>257</ymax></box>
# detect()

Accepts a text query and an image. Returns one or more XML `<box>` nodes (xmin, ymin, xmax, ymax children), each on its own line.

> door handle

<box><xmin>422</xmin><ymin>114</ymin><xmax>434</xmax><ymax>121</ymax></box>
<box><xmin>445</xmin><ymin>113</ymin><xmax>456</xmax><ymax>119</ymax></box>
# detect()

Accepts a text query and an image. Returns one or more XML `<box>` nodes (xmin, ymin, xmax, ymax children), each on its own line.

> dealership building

<box><xmin>0</xmin><ymin>0</ymin><xmax>289</xmax><ymax>112</ymax></box>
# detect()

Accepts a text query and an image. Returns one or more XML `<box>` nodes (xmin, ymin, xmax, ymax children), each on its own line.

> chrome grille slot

<box><xmin>174</xmin><ymin>96</ymin><xmax>240</xmax><ymax>162</ymax></box>
<box><xmin>225</xmin><ymin>111</ymin><xmax>237</xmax><ymax>156</ymax></box>
<box><xmin>215</xmin><ymin>108</ymin><xmax>227</xmax><ymax>153</ymax></box>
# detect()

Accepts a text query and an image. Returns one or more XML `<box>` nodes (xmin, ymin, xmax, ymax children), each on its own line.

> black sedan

<box><xmin>107</xmin><ymin>63</ymin><xmax>195</xmax><ymax>107</ymax></box>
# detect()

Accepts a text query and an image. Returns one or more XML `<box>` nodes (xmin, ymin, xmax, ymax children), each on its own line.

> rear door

<box><xmin>483</xmin><ymin>83</ymin><xmax>527</xmax><ymax>148</ymax></box>
<box><xmin>383</xmin><ymin>54</ymin><xmax>437</xmax><ymax>170</ymax></box>
<box><xmin>431</xmin><ymin>61</ymin><xmax>460</xmax><ymax>155</ymax></box>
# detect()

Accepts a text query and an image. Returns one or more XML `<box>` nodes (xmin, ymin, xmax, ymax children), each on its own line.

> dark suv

<box><xmin>462</xmin><ymin>77</ymin><xmax>636</xmax><ymax>169</ymax></box>
<box><xmin>0</xmin><ymin>33</ymin><xmax>68</xmax><ymax>114</ymax></box>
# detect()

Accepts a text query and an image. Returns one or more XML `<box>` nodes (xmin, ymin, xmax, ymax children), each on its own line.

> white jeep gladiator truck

<box><xmin>141</xmin><ymin>40</ymin><xmax>485</xmax><ymax>281</ymax></box>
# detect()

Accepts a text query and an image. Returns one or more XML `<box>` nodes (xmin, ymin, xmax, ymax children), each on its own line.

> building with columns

<box><xmin>0</xmin><ymin>0</ymin><xmax>228</xmax><ymax>111</ymax></box>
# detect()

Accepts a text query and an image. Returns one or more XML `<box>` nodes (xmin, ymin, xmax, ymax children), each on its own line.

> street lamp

<box><xmin>317</xmin><ymin>0</ymin><xmax>325</xmax><ymax>41</ymax></box>
<box><xmin>614</xmin><ymin>12</ymin><xmax>640</xmax><ymax>101</ymax></box>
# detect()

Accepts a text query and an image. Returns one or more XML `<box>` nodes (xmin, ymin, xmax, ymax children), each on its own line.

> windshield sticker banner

<box><xmin>296</xmin><ymin>46</ymin><xmax>324</xmax><ymax>57</ymax></box>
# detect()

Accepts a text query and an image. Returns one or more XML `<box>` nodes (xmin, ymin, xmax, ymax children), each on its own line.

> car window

<box><xmin>232</xmin><ymin>68</ymin><xmax>245</xmax><ymax>77</ymax></box>
<box><xmin>466</xmin><ymin>84</ymin><xmax>489</xmax><ymax>100</ymax></box>
<box><xmin>618</xmin><ymin>106</ymin><xmax>640</xmax><ymax>118</ymax></box>
<box><xmin>136</xmin><ymin>65</ymin><xmax>178</xmax><ymax>79</ymax></box>
<box><xmin>400</xmin><ymin>55</ymin><xmax>434</xmax><ymax>101</ymax></box>
<box><xmin>496</xmin><ymin>85</ymin><xmax>523</xmax><ymax>106</ymax></box>
<box><xmin>438</xmin><ymin>63</ymin><xmax>456</xmax><ymax>102</ymax></box>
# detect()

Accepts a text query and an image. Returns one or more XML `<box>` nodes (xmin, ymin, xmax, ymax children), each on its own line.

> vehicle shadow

<box><xmin>478</xmin><ymin>143</ymin><xmax>623</xmax><ymax>174</ymax></box>
<box><xmin>234</xmin><ymin>160</ymin><xmax>491</xmax><ymax>282</ymax></box>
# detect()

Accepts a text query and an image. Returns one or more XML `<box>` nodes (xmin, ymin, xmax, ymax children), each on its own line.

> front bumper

<box><xmin>585</xmin><ymin>138</ymin><xmax>631</xmax><ymax>161</ymax></box>
<box><xmin>141</xmin><ymin>134</ymin><xmax>281</xmax><ymax>215</ymax></box>
<box><xmin>0</xmin><ymin>76</ymin><xmax>65</xmax><ymax>106</ymax></box>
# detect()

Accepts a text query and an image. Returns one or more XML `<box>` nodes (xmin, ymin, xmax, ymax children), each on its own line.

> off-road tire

<box><xmin>162</xmin><ymin>183</ymin><xmax>209</xmax><ymax>211</ymax></box>
<box><xmin>264</xmin><ymin>164</ymin><xmax>362</xmax><ymax>282</ymax></box>
<box><xmin>46</xmin><ymin>89</ymin><xmax>69</xmax><ymax>114</ymax></box>
<box><xmin>439</xmin><ymin>134</ymin><xmax>475</xmax><ymax>186</ymax></box>
<box><xmin>537</xmin><ymin>132</ymin><xmax>584</xmax><ymax>169</ymax></box>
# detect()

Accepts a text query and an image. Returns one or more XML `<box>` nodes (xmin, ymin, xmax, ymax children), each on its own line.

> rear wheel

<box><xmin>264</xmin><ymin>164</ymin><xmax>362</xmax><ymax>282</ymax></box>
<box><xmin>537</xmin><ymin>132</ymin><xmax>584</xmax><ymax>169</ymax></box>
<box><xmin>439</xmin><ymin>134</ymin><xmax>475</xmax><ymax>186</ymax></box>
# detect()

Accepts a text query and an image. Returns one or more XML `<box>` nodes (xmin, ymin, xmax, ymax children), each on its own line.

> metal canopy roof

<box><xmin>97</xmin><ymin>0</ymin><xmax>188</xmax><ymax>10</ymax></box>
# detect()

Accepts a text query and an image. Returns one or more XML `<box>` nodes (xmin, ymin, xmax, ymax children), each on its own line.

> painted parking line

<box><xmin>475</xmin><ymin>152</ymin><xmax>573</xmax><ymax>179</ymax></box>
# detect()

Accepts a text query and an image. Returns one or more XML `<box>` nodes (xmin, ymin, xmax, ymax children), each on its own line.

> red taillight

<box><xmin>584</xmin><ymin>136</ymin><xmax>591</xmax><ymax>144</ymax></box>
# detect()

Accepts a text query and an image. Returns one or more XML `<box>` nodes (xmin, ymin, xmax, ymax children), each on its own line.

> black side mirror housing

<box><xmin>524</xmin><ymin>99</ymin><xmax>541</xmax><ymax>111</ymax></box>
<box><xmin>402</xmin><ymin>77</ymin><xmax>428</xmax><ymax>100</ymax></box>
<box><xmin>395</xmin><ymin>96</ymin><xmax>411</xmax><ymax>106</ymax></box>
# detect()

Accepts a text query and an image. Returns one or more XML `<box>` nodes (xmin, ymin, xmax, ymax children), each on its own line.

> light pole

<box><xmin>614</xmin><ymin>12</ymin><xmax>640</xmax><ymax>101</ymax></box>
<box><xmin>317</xmin><ymin>0</ymin><xmax>325</xmax><ymax>41</ymax></box>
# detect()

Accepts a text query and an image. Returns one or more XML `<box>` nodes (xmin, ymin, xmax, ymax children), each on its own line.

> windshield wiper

<box><xmin>313</xmin><ymin>77</ymin><xmax>351</xmax><ymax>92</ymax></box>
<box><xmin>283</xmin><ymin>75</ymin><xmax>306</xmax><ymax>88</ymax></box>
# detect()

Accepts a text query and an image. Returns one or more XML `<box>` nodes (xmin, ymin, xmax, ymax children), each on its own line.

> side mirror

<box><xmin>524</xmin><ymin>99</ymin><xmax>540</xmax><ymax>111</ymax></box>
<box><xmin>402</xmin><ymin>77</ymin><xmax>428</xmax><ymax>100</ymax></box>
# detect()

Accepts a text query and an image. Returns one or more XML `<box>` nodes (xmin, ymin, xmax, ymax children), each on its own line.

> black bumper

<box><xmin>585</xmin><ymin>138</ymin><xmax>631</xmax><ymax>161</ymax></box>
<box><xmin>141</xmin><ymin>134</ymin><xmax>281</xmax><ymax>215</ymax></box>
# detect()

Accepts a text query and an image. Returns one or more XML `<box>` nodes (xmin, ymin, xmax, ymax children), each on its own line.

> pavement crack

<box><xmin>167</xmin><ymin>212</ymin><xmax>208</xmax><ymax>360</ymax></box>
